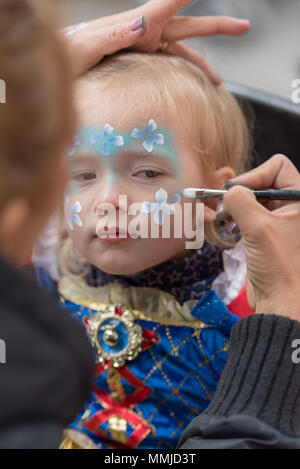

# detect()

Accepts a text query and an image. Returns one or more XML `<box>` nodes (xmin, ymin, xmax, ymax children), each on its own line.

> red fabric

<box><xmin>227</xmin><ymin>285</ymin><xmax>254</xmax><ymax>319</ymax></box>
<box><xmin>86</xmin><ymin>363</ymin><xmax>152</xmax><ymax>448</ymax></box>
<box><xmin>141</xmin><ymin>329</ymin><xmax>159</xmax><ymax>351</ymax></box>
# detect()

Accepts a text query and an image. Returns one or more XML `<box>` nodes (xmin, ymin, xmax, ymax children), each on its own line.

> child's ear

<box><xmin>202</xmin><ymin>167</ymin><xmax>236</xmax><ymax>223</ymax></box>
<box><xmin>215</xmin><ymin>166</ymin><xmax>236</xmax><ymax>188</ymax></box>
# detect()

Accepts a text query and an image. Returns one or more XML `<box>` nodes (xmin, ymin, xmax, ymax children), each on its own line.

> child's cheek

<box><xmin>65</xmin><ymin>193</ymin><xmax>85</xmax><ymax>233</ymax></box>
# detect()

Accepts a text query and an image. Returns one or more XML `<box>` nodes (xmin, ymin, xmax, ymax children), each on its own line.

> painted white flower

<box><xmin>67</xmin><ymin>134</ymin><xmax>80</xmax><ymax>157</ymax></box>
<box><xmin>101</xmin><ymin>124</ymin><xmax>124</xmax><ymax>156</ymax></box>
<box><xmin>131</xmin><ymin>119</ymin><xmax>164</xmax><ymax>153</ymax></box>
<box><xmin>67</xmin><ymin>201</ymin><xmax>83</xmax><ymax>231</ymax></box>
<box><xmin>141</xmin><ymin>188</ymin><xmax>180</xmax><ymax>225</ymax></box>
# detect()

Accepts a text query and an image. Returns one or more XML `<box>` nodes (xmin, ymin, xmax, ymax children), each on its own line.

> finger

<box><xmin>224</xmin><ymin>180</ymin><xmax>299</xmax><ymax>212</ymax></box>
<box><xmin>173</xmin><ymin>0</ymin><xmax>195</xmax><ymax>9</ymax></box>
<box><xmin>163</xmin><ymin>16</ymin><xmax>251</xmax><ymax>42</ymax></box>
<box><xmin>142</xmin><ymin>0</ymin><xmax>193</xmax><ymax>18</ymax></box>
<box><xmin>97</xmin><ymin>0</ymin><xmax>193</xmax><ymax>29</ymax></box>
<box><xmin>82</xmin><ymin>8</ymin><xmax>144</xmax><ymax>30</ymax></box>
<box><xmin>103</xmin><ymin>17</ymin><xmax>147</xmax><ymax>46</ymax></box>
<box><xmin>166</xmin><ymin>41</ymin><xmax>221</xmax><ymax>85</ymax></box>
<box><xmin>227</xmin><ymin>154</ymin><xmax>300</xmax><ymax>191</ymax></box>
<box><xmin>215</xmin><ymin>200</ymin><xmax>239</xmax><ymax>232</ymax></box>
<box><xmin>216</xmin><ymin>209</ymin><xmax>238</xmax><ymax>233</ymax></box>
<box><xmin>223</xmin><ymin>185</ymin><xmax>271</xmax><ymax>239</ymax></box>
<box><xmin>70</xmin><ymin>18</ymin><xmax>146</xmax><ymax>76</ymax></box>
<box><xmin>222</xmin><ymin>188</ymin><xmax>293</xmax><ymax>214</ymax></box>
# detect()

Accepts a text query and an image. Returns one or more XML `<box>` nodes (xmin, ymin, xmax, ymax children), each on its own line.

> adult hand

<box><xmin>222</xmin><ymin>155</ymin><xmax>300</xmax><ymax>320</ymax></box>
<box><xmin>61</xmin><ymin>0</ymin><xmax>250</xmax><ymax>82</ymax></box>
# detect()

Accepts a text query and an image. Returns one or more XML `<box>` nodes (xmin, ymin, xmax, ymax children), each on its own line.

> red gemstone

<box><xmin>115</xmin><ymin>305</ymin><xmax>122</xmax><ymax>316</ymax></box>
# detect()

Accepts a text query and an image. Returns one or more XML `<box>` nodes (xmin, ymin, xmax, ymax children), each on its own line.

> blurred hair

<box><xmin>0</xmin><ymin>0</ymin><xmax>74</xmax><ymax>213</ymax></box>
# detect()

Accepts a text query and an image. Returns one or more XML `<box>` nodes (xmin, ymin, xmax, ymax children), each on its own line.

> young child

<box><xmin>35</xmin><ymin>51</ymin><xmax>253</xmax><ymax>449</ymax></box>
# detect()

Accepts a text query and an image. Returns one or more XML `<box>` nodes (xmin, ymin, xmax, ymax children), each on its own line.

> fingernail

<box><xmin>223</xmin><ymin>180</ymin><xmax>236</xmax><ymax>190</ymax></box>
<box><xmin>129</xmin><ymin>15</ymin><xmax>145</xmax><ymax>32</ymax></box>
<box><xmin>216</xmin><ymin>210</ymin><xmax>226</xmax><ymax>222</ymax></box>
<box><xmin>230</xmin><ymin>223</ymin><xmax>240</xmax><ymax>235</ymax></box>
<box><xmin>238</xmin><ymin>18</ymin><xmax>251</xmax><ymax>25</ymax></box>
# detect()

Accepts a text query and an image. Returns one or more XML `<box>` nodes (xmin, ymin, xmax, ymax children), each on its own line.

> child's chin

<box><xmin>93</xmin><ymin>255</ymin><xmax>146</xmax><ymax>276</ymax></box>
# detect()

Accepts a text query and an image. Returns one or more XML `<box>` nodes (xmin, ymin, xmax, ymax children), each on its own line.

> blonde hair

<box><xmin>59</xmin><ymin>51</ymin><xmax>252</xmax><ymax>277</ymax></box>
<box><xmin>85</xmin><ymin>53</ymin><xmax>250</xmax><ymax>169</ymax></box>
<box><xmin>0</xmin><ymin>0</ymin><xmax>74</xmax><ymax>213</ymax></box>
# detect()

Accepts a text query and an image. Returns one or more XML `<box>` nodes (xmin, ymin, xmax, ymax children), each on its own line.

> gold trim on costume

<box><xmin>60</xmin><ymin>429</ymin><xmax>99</xmax><ymax>450</ymax></box>
<box><xmin>58</xmin><ymin>276</ymin><xmax>211</xmax><ymax>328</ymax></box>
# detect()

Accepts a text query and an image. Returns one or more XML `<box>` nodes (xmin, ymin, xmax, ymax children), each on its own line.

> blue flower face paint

<box><xmin>66</xmin><ymin>119</ymin><xmax>180</xmax><ymax>174</ymax></box>
<box><xmin>141</xmin><ymin>188</ymin><xmax>181</xmax><ymax>226</ymax></box>
<box><xmin>131</xmin><ymin>119</ymin><xmax>164</xmax><ymax>153</ymax></box>
<box><xmin>66</xmin><ymin>198</ymin><xmax>83</xmax><ymax>231</ymax></box>
<box><xmin>101</xmin><ymin>124</ymin><xmax>124</xmax><ymax>156</ymax></box>
<box><xmin>64</xmin><ymin>118</ymin><xmax>183</xmax><ymax>213</ymax></box>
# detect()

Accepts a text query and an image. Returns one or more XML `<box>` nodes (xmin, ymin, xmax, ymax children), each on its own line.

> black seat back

<box><xmin>226</xmin><ymin>82</ymin><xmax>300</xmax><ymax>171</ymax></box>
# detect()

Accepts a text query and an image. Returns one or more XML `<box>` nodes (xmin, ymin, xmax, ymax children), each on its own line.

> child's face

<box><xmin>65</xmin><ymin>80</ymin><xmax>226</xmax><ymax>275</ymax></box>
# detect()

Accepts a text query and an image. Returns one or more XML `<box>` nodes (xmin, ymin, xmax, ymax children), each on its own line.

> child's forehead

<box><xmin>75</xmin><ymin>78</ymin><xmax>181</xmax><ymax>137</ymax></box>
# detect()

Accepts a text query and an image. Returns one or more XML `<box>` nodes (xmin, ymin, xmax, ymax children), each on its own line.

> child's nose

<box><xmin>94</xmin><ymin>173</ymin><xmax>128</xmax><ymax>212</ymax></box>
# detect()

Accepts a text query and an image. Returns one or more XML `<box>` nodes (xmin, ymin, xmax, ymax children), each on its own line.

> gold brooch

<box><xmin>85</xmin><ymin>304</ymin><xmax>143</xmax><ymax>368</ymax></box>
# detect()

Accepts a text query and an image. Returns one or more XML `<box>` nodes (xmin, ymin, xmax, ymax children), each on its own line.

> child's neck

<box><xmin>123</xmin><ymin>249</ymin><xmax>194</xmax><ymax>278</ymax></box>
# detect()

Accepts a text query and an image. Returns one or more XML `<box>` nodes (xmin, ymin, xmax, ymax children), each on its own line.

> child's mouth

<box><xmin>96</xmin><ymin>226</ymin><xmax>130</xmax><ymax>243</ymax></box>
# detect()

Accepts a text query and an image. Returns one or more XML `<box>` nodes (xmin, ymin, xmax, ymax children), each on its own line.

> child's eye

<box><xmin>74</xmin><ymin>172</ymin><xmax>97</xmax><ymax>182</ymax></box>
<box><xmin>134</xmin><ymin>170</ymin><xmax>162</xmax><ymax>178</ymax></box>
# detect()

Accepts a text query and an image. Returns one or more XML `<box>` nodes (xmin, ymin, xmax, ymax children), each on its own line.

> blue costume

<box><xmin>37</xmin><ymin>243</ymin><xmax>242</xmax><ymax>449</ymax></box>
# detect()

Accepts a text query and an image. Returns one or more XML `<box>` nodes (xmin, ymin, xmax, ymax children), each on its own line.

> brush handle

<box><xmin>253</xmin><ymin>189</ymin><xmax>300</xmax><ymax>200</ymax></box>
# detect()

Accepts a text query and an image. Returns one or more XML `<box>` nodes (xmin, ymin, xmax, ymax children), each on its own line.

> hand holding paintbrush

<box><xmin>180</xmin><ymin>166</ymin><xmax>300</xmax><ymax>234</ymax></box>
<box><xmin>184</xmin><ymin>155</ymin><xmax>300</xmax><ymax>317</ymax></box>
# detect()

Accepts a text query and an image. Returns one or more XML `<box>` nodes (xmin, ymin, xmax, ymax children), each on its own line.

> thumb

<box><xmin>223</xmin><ymin>185</ymin><xmax>271</xmax><ymax>238</ymax></box>
<box><xmin>100</xmin><ymin>16</ymin><xmax>146</xmax><ymax>55</ymax></box>
<box><xmin>70</xmin><ymin>16</ymin><xmax>147</xmax><ymax>77</ymax></box>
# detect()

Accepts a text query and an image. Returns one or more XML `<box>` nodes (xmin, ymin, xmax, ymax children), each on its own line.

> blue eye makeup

<box><xmin>67</xmin><ymin>119</ymin><xmax>181</xmax><ymax>175</ymax></box>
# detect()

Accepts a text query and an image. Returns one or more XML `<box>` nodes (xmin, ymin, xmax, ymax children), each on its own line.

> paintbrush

<box><xmin>180</xmin><ymin>188</ymin><xmax>300</xmax><ymax>201</ymax></box>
